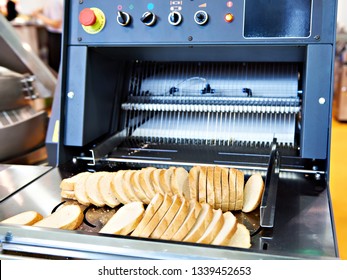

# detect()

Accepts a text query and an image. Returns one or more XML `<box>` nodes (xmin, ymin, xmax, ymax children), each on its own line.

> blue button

<box><xmin>147</xmin><ymin>3</ymin><xmax>154</xmax><ymax>10</ymax></box>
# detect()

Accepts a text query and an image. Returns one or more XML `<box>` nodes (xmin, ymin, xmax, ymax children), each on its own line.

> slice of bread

<box><xmin>171</xmin><ymin>167</ymin><xmax>189</xmax><ymax>197</ymax></box>
<box><xmin>235</xmin><ymin>170</ymin><xmax>245</xmax><ymax>211</ymax></box>
<box><xmin>99</xmin><ymin>172</ymin><xmax>121</xmax><ymax>208</ymax></box>
<box><xmin>61</xmin><ymin>190</ymin><xmax>76</xmax><ymax>200</ymax></box>
<box><xmin>99</xmin><ymin>202</ymin><xmax>144</xmax><ymax>235</ymax></box>
<box><xmin>221</xmin><ymin>167</ymin><xmax>229</xmax><ymax>212</ymax></box>
<box><xmin>138</xmin><ymin>194</ymin><xmax>173</xmax><ymax>238</ymax></box>
<box><xmin>1</xmin><ymin>211</ymin><xmax>43</xmax><ymax>226</ymax></box>
<box><xmin>197</xmin><ymin>208</ymin><xmax>224</xmax><ymax>244</ymax></box>
<box><xmin>214</xmin><ymin>166</ymin><xmax>222</xmax><ymax>210</ymax></box>
<box><xmin>211</xmin><ymin>211</ymin><xmax>237</xmax><ymax>246</ymax></box>
<box><xmin>188</xmin><ymin>166</ymin><xmax>200</xmax><ymax>201</ymax></box>
<box><xmin>183</xmin><ymin>203</ymin><xmax>213</xmax><ymax>243</ymax></box>
<box><xmin>242</xmin><ymin>173</ymin><xmax>265</xmax><ymax>213</ymax></box>
<box><xmin>150</xmin><ymin>168</ymin><xmax>166</xmax><ymax>194</ymax></box>
<box><xmin>171</xmin><ymin>199</ymin><xmax>202</xmax><ymax>241</ymax></box>
<box><xmin>159</xmin><ymin>167</ymin><xmax>175</xmax><ymax>196</ymax></box>
<box><xmin>131</xmin><ymin>193</ymin><xmax>164</xmax><ymax>237</ymax></box>
<box><xmin>85</xmin><ymin>172</ymin><xmax>108</xmax><ymax>207</ymax></box>
<box><xmin>228</xmin><ymin>223</ymin><xmax>251</xmax><ymax>248</ymax></box>
<box><xmin>122</xmin><ymin>170</ymin><xmax>142</xmax><ymax>202</ymax></box>
<box><xmin>139</xmin><ymin>167</ymin><xmax>157</xmax><ymax>199</ymax></box>
<box><xmin>198</xmin><ymin>166</ymin><xmax>207</xmax><ymax>203</ymax></box>
<box><xmin>228</xmin><ymin>168</ymin><xmax>237</xmax><ymax>211</ymax></box>
<box><xmin>206</xmin><ymin>166</ymin><xmax>215</xmax><ymax>208</ymax></box>
<box><xmin>161</xmin><ymin>197</ymin><xmax>189</xmax><ymax>240</ymax></box>
<box><xmin>60</xmin><ymin>172</ymin><xmax>89</xmax><ymax>191</ymax></box>
<box><xmin>130</xmin><ymin>170</ymin><xmax>151</xmax><ymax>204</ymax></box>
<box><xmin>144</xmin><ymin>167</ymin><xmax>163</xmax><ymax>195</ymax></box>
<box><xmin>33</xmin><ymin>204</ymin><xmax>83</xmax><ymax>230</ymax></box>
<box><xmin>150</xmin><ymin>195</ymin><xmax>183</xmax><ymax>239</ymax></box>
<box><xmin>111</xmin><ymin>170</ymin><xmax>132</xmax><ymax>204</ymax></box>
<box><xmin>74</xmin><ymin>172</ymin><xmax>92</xmax><ymax>206</ymax></box>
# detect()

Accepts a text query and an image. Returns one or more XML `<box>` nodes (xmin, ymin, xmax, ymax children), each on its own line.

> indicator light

<box><xmin>227</xmin><ymin>1</ymin><xmax>233</xmax><ymax>8</ymax></box>
<box><xmin>224</xmin><ymin>13</ymin><xmax>234</xmax><ymax>23</ymax></box>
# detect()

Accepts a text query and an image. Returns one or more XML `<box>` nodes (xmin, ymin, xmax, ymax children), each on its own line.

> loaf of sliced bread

<box><xmin>228</xmin><ymin>168</ymin><xmax>237</xmax><ymax>211</ymax></box>
<box><xmin>197</xmin><ymin>208</ymin><xmax>224</xmax><ymax>244</ymax></box>
<box><xmin>198</xmin><ymin>166</ymin><xmax>207</xmax><ymax>203</ymax></box>
<box><xmin>242</xmin><ymin>173</ymin><xmax>265</xmax><ymax>213</ymax></box>
<box><xmin>74</xmin><ymin>172</ymin><xmax>92</xmax><ymax>206</ymax></box>
<box><xmin>228</xmin><ymin>223</ymin><xmax>251</xmax><ymax>248</ymax></box>
<box><xmin>130</xmin><ymin>170</ymin><xmax>151</xmax><ymax>204</ymax></box>
<box><xmin>188</xmin><ymin>166</ymin><xmax>200</xmax><ymax>201</ymax></box>
<box><xmin>214</xmin><ymin>166</ymin><xmax>222</xmax><ymax>210</ymax></box>
<box><xmin>171</xmin><ymin>199</ymin><xmax>202</xmax><ymax>241</ymax></box>
<box><xmin>171</xmin><ymin>167</ymin><xmax>188</xmax><ymax>197</ymax></box>
<box><xmin>99</xmin><ymin>172</ymin><xmax>121</xmax><ymax>208</ymax></box>
<box><xmin>99</xmin><ymin>202</ymin><xmax>144</xmax><ymax>235</ymax></box>
<box><xmin>183</xmin><ymin>203</ymin><xmax>213</xmax><ymax>243</ymax></box>
<box><xmin>131</xmin><ymin>193</ymin><xmax>164</xmax><ymax>237</ymax></box>
<box><xmin>150</xmin><ymin>195</ymin><xmax>182</xmax><ymax>239</ymax></box>
<box><xmin>1</xmin><ymin>211</ymin><xmax>43</xmax><ymax>226</ymax></box>
<box><xmin>111</xmin><ymin>170</ymin><xmax>132</xmax><ymax>204</ymax></box>
<box><xmin>221</xmin><ymin>167</ymin><xmax>229</xmax><ymax>212</ymax></box>
<box><xmin>85</xmin><ymin>172</ymin><xmax>108</xmax><ymax>207</ymax></box>
<box><xmin>33</xmin><ymin>204</ymin><xmax>83</xmax><ymax>230</ymax></box>
<box><xmin>211</xmin><ymin>211</ymin><xmax>237</xmax><ymax>246</ymax></box>
<box><xmin>60</xmin><ymin>172</ymin><xmax>89</xmax><ymax>191</ymax></box>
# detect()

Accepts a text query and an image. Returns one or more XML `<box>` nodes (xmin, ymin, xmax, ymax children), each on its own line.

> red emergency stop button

<box><xmin>79</xmin><ymin>8</ymin><xmax>96</xmax><ymax>26</ymax></box>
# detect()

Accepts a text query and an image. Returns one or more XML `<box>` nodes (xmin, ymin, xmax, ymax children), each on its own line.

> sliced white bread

<box><xmin>130</xmin><ymin>170</ymin><xmax>151</xmax><ymax>204</ymax></box>
<box><xmin>139</xmin><ymin>167</ymin><xmax>157</xmax><ymax>199</ymax></box>
<box><xmin>143</xmin><ymin>167</ymin><xmax>163</xmax><ymax>195</ymax></box>
<box><xmin>85</xmin><ymin>172</ymin><xmax>108</xmax><ymax>207</ymax></box>
<box><xmin>214</xmin><ymin>166</ymin><xmax>222</xmax><ymax>210</ymax></box>
<box><xmin>198</xmin><ymin>166</ymin><xmax>207</xmax><ymax>203</ymax></box>
<box><xmin>99</xmin><ymin>172</ymin><xmax>121</xmax><ymax>208</ymax></box>
<box><xmin>211</xmin><ymin>211</ymin><xmax>237</xmax><ymax>246</ymax></box>
<box><xmin>33</xmin><ymin>204</ymin><xmax>83</xmax><ymax>230</ymax></box>
<box><xmin>74</xmin><ymin>172</ymin><xmax>92</xmax><ymax>206</ymax></box>
<box><xmin>221</xmin><ymin>167</ymin><xmax>229</xmax><ymax>212</ymax></box>
<box><xmin>183</xmin><ymin>203</ymin><xmax>213</xmax><ymax>243</ymax></box>
<box><xmin>228</xmin><ymin>223</ymin><xmax>251</xmax><ymax>248</ymax></box>
<box><xmin>111</xmin><ymin>170</ymin><xmax>132</xmax><ymax>204</ymax></box>
<box><xmin>150</xmin><ymin>168</ymin><xmax>166</xmax><ymax>194</ymax></box>
<box><xmin>188</xmin><ymin>166</ymin><xmax>200</xmax><ymax>201</ymax></box>
<box><xmin>99</xmin><ymin>202</ymin><xmax>145</xmax><ymax>235</ymax></box>
<box><xmin>206</xmin><ymin>166</ymin><xmax>215</xmax><ymax>208</ymax></box>
<box><xmin>61</xmin><ymin>190</ymin><xmax>76</xmax><ymax>200</ymax></box>
<box><xmin>228</xmin><ymin>168</ymin><xmax>237</xmax><ymax>211</ymax></box>
<box><xmin>159</xmin><ymin>167</ymin><xmax>175</xmax><ymax>196</ymax></box>
<box><xmin>131</xmin><ymin>193</ymin><xmax>164</xmax><ymax>237</ymax></box>
<box><xmin>242</xmin><ymin>173</ymin><xmax>265</xmax><ymax>213</ymax></box>
<box><xmin>171</xmin><ymin>167</ymin><xmax>189</xmax><ymax>197</ymax></box>
<box><xmin>150</xmin><ymin>195</ymin><xmax>183</xmax><ymax>239</ymax></box>
<box><xmin>197</xmin><ymin>208</ymin><xmax>224</xmax><ymax>244</ymax></box>
<box><xmin>122</xmin><ymin>170</ymin><xmax>142</xmax><ymax>202</ymax></box>
<box><xmin>161</xmin><ymin>197</ymin><xmax>189</xmax><ymax>240</ymax></box>
<box><xmin>1</xmin><ymin>211</ymin><xmax>43</xmax><ymax>226</ymax></box>
<box><xmin>235</xmin><ymin>170</ymin><xmax>245</xmax><ymax>210</ymax></box>
<box><xmin>60</xmin><ymin>172</ymin><xmax>89</xmax><ymax>191</ymax></box>
<box><xmin>138</xmin><ymin>194</ymin><xmax>173</xmax><ymax>238</ymax></box>
<box><xmin>171</xmin><ymin>199</ymin><xmax>202</xmax><ymax>241</ymax></box>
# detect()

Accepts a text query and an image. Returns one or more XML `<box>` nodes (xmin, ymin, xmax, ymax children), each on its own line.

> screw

<box><xmin>79</xmin><ymin>0</ymin><xmax>83</xmax><ymax>4</ymax></box>
<box><xmin>67</xmin><ymin>91</ymin><xmax>75</xmax><ymax>99</ymax></box>
<box><xmin>315</xmin><ymin>173</ymin><xmax>321</xmax><ymax>180</ymax></box>
<box><xmin>78</xmin><ymin>37</ymin><xmax>82</xmax><ymax>42</ymax></box>
<box><xmin>5</xmin><ymin>231</ymin><xmax>13</xmax><ymax>242</ymax></box>
<box><xmin>188</xmin><ymin>36</ymin><xmax>193</xmax><ymax>41</ymax></box>
<box><xmin>314</xmin><ymin>35</ymin><xmax>320</xmax><ymax>40</ymax></box>
<box><xmin>319</xmin><ymin>97</ymin><xmax>326</xmax><ymax>105</ymax></box>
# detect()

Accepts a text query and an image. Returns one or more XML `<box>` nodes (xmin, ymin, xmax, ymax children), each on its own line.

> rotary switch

<box><xmin>117</xmin><ymin>11</ymin><xmax>131</xmax><ymax>26</ymax></box>
<box><xmin>79</xmin><ymin>8</ymin><xmax>106</xmax><ymax>34</ymax></box>
<box><xmin>168</xmin><ymin>11</ymin><xmax>182</xmax><ymax>26</ymax></box>
<box><xmin>141</xmin><ymin>11</ymin><xmax>157</xmax><ymax>26</ymax></box>
<box><xmin>194</xmin><ymin>10</ymin><xmax>208</xmax><ymax>25</ymax></box>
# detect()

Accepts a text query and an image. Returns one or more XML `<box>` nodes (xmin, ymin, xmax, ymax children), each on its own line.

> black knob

<box><xmin>117</xmin><ymin>11</ymin><xmax>131</xmax><ymax>26</ymax></box>
<box><xmin>141</xmin><ymin>11</ymin><xmax>156</xmax><ymax>26</ymax></box>
<box><xmin>168</xmin><ymin>11</ymin><xmax>182</xmax><ymax>26</ymax></box>
<box><xmin>194</xmin><ymin>10</ymin><xmax>208</xmax><ymax>25</ymax></box>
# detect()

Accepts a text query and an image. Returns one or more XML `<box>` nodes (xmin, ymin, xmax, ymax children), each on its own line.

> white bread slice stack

<box><xmin>130</xmin><ymin>170</ymin><xmax>151</xmax><ymax>204</ymax></box>
<box><xmin>85</xmin><ymin>172</ymin><xmax>108</xmax><ymax>207</ymax></box>
<box><xmin>198</xmin><ymin>166</ymin><xmax>207</xmax><ymax>203</ymax></box>
<box><xmin>60</xmin><ymin>172</ymin><xmax>90</xmax><ymax>191</ymax></box>
<box><xmin>138</xmin><ymin>194</ymin><xmax>173</xmax><ymax>238</ymax></box>
<box><xmin>131</xmin><ymin>193</ymin><xmax>164</xmax><ymax>237</ymax></box>
<box><xmin>235</xmin><ymin>170</ymin><xmax>244</xmax><ymax>210</ymax></box>
<box><xmin>197</xmin><ymin>208</ymin><xmax>224</xmax><ymax>244</ymax></box>
<box><xmin>211</xmin><ymin>211</ymin><xmax>237</xmax><ymax>246</ymax></box>
<box><xmin>183</xmin><ymin>203</ymin><xmax>213</xmax><ymax>243</ymax></box>
<box><xmin>171</xmin><ymin>199</ymin><xmax>202</xmax><ymax>241</ymax></box>
<box><xmin>99</xmin><ymin>172</ymin><xmax>121</xmax><ymax>208</ymax></box>
<box><xmin>150</xmin><ymin>195</ymin><xmax>182</xmax><ymax>239</ymax></box>
<box><xmin>1</xmin><ymin>211</ymin><xmax>43</xmax><ymax>226</ymax></box>
<box><xmin>111</xmin><ymin>170</ymin><xmax>132</xmax><ymax>204</ymax></box>
<box><xmin>74</xmin><ymin>172</ymin><xmax>92</xmax><ymax>206</ymax></box>
<box><xmin>228</xmin><ymin>223</ymin><xmax>251</xmax><ymax>248</ymax></box>
<box><xmin>242</xmin><ymin>173</ymin><xmax>265</xmax><ymax>213</ymax></box>
<box><xmin>33</xmin><ymin>204</ymin><xmax>83</xmax><ymax>230</ymax></box>
<box><xmin>99</xmin><ymin>202</ymin><xmax>144</xmax><ymax>235</ymax></box>
<box><xmin>228</xmin><ymin>168</ymin><xmax>237</xmax><ymax>211</ymax></box>
<box><xmin>171</xmin><ymin>167</ymin><xmax>188</xmax><ymax>197</ymax></box>
<box><xmin>213</xmin><ymin>166</ymin><xmax>222</xmax><ymax>209</ymax></box>
<box><xmin>161</xmin><ymin>196</ymin><xmax>189</xmax><ymax>240</ymax></box>
<box><xmin>221</xmin><ymin>167</ymin><xmax>229</xmax><ymax>212</ymax></box>
<box><xmin>188</xmin><ymin>166</ymin><xmax>200</xmax><ymax>201</ymax></box>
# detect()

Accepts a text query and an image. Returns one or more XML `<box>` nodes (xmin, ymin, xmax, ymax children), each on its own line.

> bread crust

<box><xmin>197</xmin><ymin>208</ymin><xmax>224</xmax><ymax>244</ymax></box>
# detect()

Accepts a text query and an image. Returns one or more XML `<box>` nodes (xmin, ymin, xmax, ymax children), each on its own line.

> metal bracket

<box><xmin>21</xmin><ymin>75</ymin><xmax>38</xmax><ymax>100</ymax></box>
